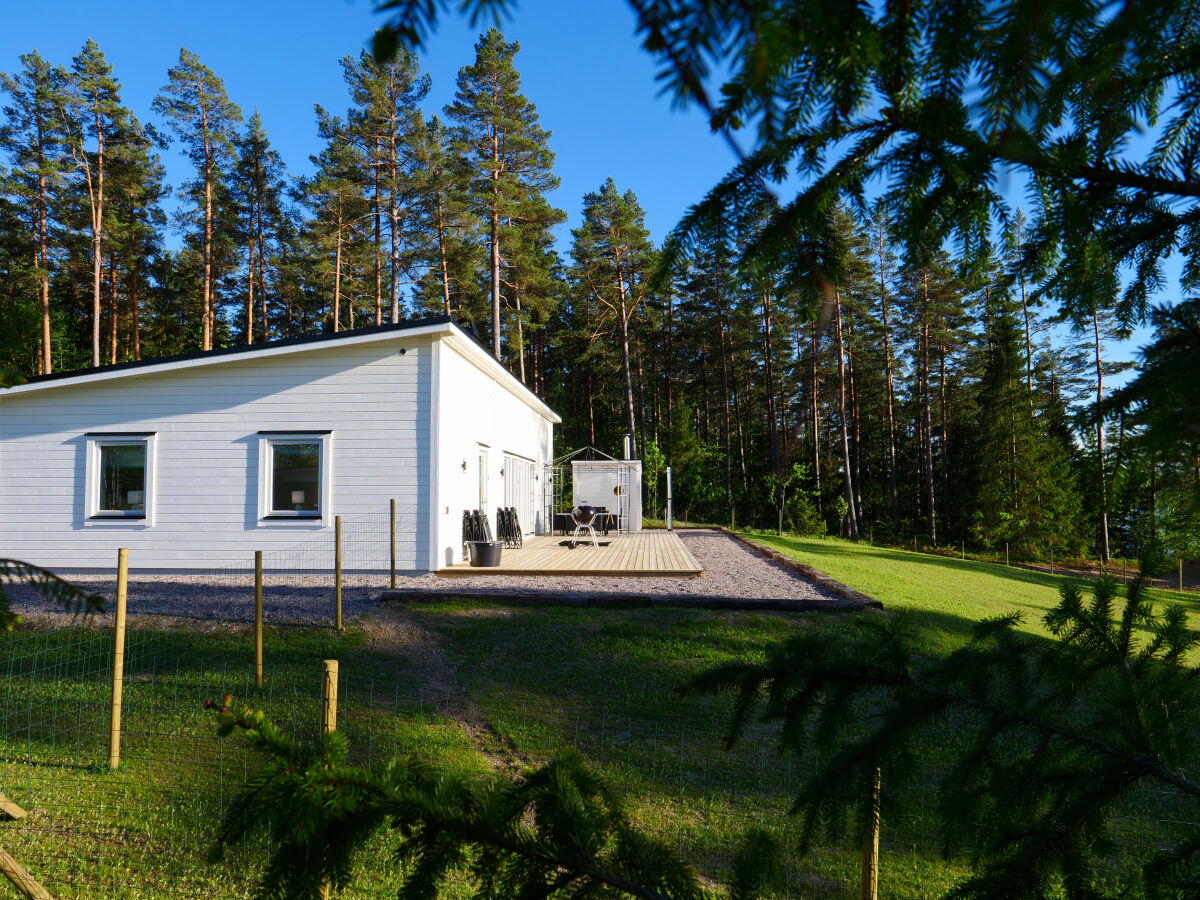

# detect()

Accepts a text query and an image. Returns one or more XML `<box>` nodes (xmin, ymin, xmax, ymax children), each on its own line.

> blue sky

<box><xmin>0</xmin><ymin>0</ymin><xmax>1170</xmax><ymax>369</ymax></box>
<box><xmin>0</xmin><ymin>0</ymin><xmax>733</xmax><ymax>250</ymax></box>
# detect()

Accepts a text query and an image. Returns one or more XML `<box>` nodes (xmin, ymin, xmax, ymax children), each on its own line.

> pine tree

<box><xmin>0</xmin><ymin>191</ymin><xmax>40</xmax><ymax>371</ymax></box>
<box><xmin>107</xmin><ymin>114</ymin><xmax>167</xmax><ymax>362</ymax></box>
<box><xmin>153</xmin><ymin>49</ymin><xmax>242</xmax><ymax>351</ymax></box>
<box><xmin>503</xmin><ymin>199</ymin><xmax>562</xmax><ymax>388</ymax></box>
<box><xmin>446</xmin><ymin>28</ymin><xmax>561</xmax><ymax>360</ymax></box>
<box><xmin>342</xmin><ymin>49</ymin><xmax>429</xmax><ymax>324</ymax></box>
<box><xmin>970</xmin><ymin>300</ymin><xmax>1082</xmax><ymax>555</ymax></box>
<box><xmin>231</xmin><ymin>111</ymin><xmax>288</xmax><ymax>343</ymax></box>
<box><xmin>61</xmin><ymin>39</ymin><xmax>128</xmax><ymax>367</ymax></box>
<box><xmin>570</xmin><ymin>178</ymin><xmax>655</xmax><ymax>451</ymax></box>
<box><xmin>0</xmin><ymin>52</ymin><xmax>71</xmax><ymax>374</ymax></box>
<box><xmin>411</xmin><ymin>115</ymin><xmax>476</xmax><ymax>317</ymax></box>
<box><xmin>299</xmin><ymin>110</ymin><xmax>369</xmax><ymax>333</ymax></box>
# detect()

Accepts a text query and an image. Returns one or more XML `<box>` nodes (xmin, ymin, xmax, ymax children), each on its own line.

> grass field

<box><xmin>3</xmin><ymin>531</ymin><xmax>1194</xmax><ymax>898</ymax></box>
<box><xmin>741</xmin><ymin>530</ymin><xmax>1200</xmax><ymax>652</ymax></box>
<box><xmin>0</xmin><ymin>625</ymin><xmax>482</xmax><ymax>899</ymax></box>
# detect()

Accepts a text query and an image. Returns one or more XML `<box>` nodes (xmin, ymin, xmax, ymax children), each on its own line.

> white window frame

<box><xmin>257</xmin><ymin>431</ymin><xmax>333</xmax><ymax>526</ymax></box>
<box><xmin>85</xmin><ymin>433</ymin><xmax>156</xmax><ymax>526</ymax></box>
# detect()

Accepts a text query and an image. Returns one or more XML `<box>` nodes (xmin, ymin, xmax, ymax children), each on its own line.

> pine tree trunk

<box><xmin>735</xmin><ymin>367</ymin><xmax>749</xmax><ymax>493</ymax></box>
<box><xmin>716</xmin><ymin>289</ymin><xmax>734</xmax><ymax>526</ymax></box>
<box><xmin>108</xmin><ymin>253</ymin><xmax>118</xmax><ymax>363</ymax></box>
<box><xmin>34</xmin><ymin>107</ymin><xmax>52</xmax><ymax>374</ymax></box>
<box><xmin>848</xmin><ymin>319</ymin><xmax>864</xmax><ymax>534</ymax></box>
<box><xmin>130</xmin><ymin>264</ymin><xmax>141</xmax><ymax>361</ymax></box>
<box><xmin>257</xmin><ymin>205</ymin><xmax>269</xmax><ymax>342</ymax></box>
<box><xmin>834</xmin><ymin>287</ymin><xmax>860</xmax><ymax>540</ymax></box>
<box><xmin>810</xmin><ymin>319</ymin><xmax>822</xmax><ymax>516</ymax></box>
<box><xmin>1093</xmin><ymin>309</ymin><xmax>1110</xmax><ymax>562</ymax></box>
<box><xmin>91</xmin><ymin>111</ymin><xmax>107</xmax><ymax>367</ymax></box>
<box><xmin>92</xmin><ymin>201</ymin><xmax>103</xmax><ymax>367</ymax></box>
<box><xmin>201</xmin><ymin>105</ymin><xmax>214</xmax><ymax>351</ymax></box>
<box><xmin>587</xmin><ymin>366</ymin><xmax>596</xmax><ymax>446</ymax></box>
<box><xmin>489</xmin><ymin>113</ymin><xmax>502</xmax><ymax>359</ymax></box>
<box><xmin>618</xmin><ymin>299</ymin><xmax>637</xmax><ymax>452</ymax></box>
<box><xmin>515</xmin><ymin>290</ymin><xmax>526</xmax><ymax>384</ymax></box>
<box><xmin>878</xmin><ymin>227</ymin><xmax>899</xmax><ymax>534</ymax></box>
<box><xmin>1016</xmin><ymin>219</ymin><xmax>1035</xmax><ymax>411</ymax></box>
<box><xmin>388</xmin><ymin>113</ymin><xmax>401</xmax><ymax>325</ymax></box>
<box><xmin>921</xmin><ymin>273</ymin><xmax>937</xmax><ymax>547</ymax></box>
<box><xmin>390</xmin><ymin>183</ymin><xmax>400</xmax><ymax>324</ymax></box>
<box><xmin>374</xmin><ymin>140</ymin><xmax>383</xmax><ymax>326</ymax></box>
<box><xmin>436</xmin><ymin>192</ymin><xmax>451</xmax><ymax>315</ymax></box>
<box><xmin>246</xmin><ymin>228</ymin><xmax>255</xmax><ymax>344</ymax></box>
<box><xmin>762</xmin><ymin>284</ymin><xmax>784</xmax><ymax>534</ymax></box>
<box><xmin>664</xmin><ymin>285</ymin><xmax>674</xmax><ymax>441</ymax></box>
<box><xmin>939</xmin><ymin>344</ymin><xmax>950</xmax><ymax>537</ymax></box>
<box><xmin>333</xmin><ymin>206</ymin><xmax>343</xmax><ymax>333</ymax></box>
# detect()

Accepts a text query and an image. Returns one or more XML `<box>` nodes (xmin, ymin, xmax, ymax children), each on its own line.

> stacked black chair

<box><xmin>463</xmin><ymin>509</ymin><xmax>494</xmax><ymax>543</ymax></box>
<box><xmin>496</xmin><ymin>507</ymin><xmax>523</xmax><ymax>548</ymax></box>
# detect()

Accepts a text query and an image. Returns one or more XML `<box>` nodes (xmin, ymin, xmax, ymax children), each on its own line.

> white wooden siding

<box><xmin>433</xmin><ymin>343</ymin><xmax>554</xmax><ymax>568</ymax></box>
<box><xmin>0</xmin><ymin>338</ymin><xmax>433</xmax><ymax>571</ymax></box>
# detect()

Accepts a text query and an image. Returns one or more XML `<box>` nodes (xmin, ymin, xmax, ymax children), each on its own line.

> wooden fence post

<box><xmin>390</xmin><ymin>498</ymin><xmax>397</xmax><ymax>590</ymax></box>
<box><xmin>1005</xmin><ymin>543</ymin><xmax>1009</xmax><ymax>567</ymax></box>
<box><xmin>322</xmin><ymin>659</ymin><xmax>338</xmax><ymax>734</ymax></box>
<box><xmin>859</xmin><ymin>766</ymin><xmax>881</xmax><ymax>900</ymax></box>
<box><xmin>334</xmin><ymin>515</ymin><xmax>343</xmax><ymax>633</ymax></box>
<box><xmin>0</xmin><ymin>846</ymin><xmax>55</xmax><ymax>900</ymax></box>
<box><xmin>320</xmin><ymin>658</ymin><xmax>337</xmax><ymax>900</ymax></box>
<box><xmin>1181</xmin><ymin>559</ymin><xmax>1185</xmax><ymax>593</ymax></box>
<box><xmin>108</xmin><ymin>548</ymin><xmax>128</xmax><ymax>771</ymax></box>
<box><xmin>254</xmin><ymin>551</ymin><xmax>263</xmax><ymax>690</ymax></box>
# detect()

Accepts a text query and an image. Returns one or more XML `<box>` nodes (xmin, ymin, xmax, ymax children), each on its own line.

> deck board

<box><xmin>438</xmin><ymin>530</ymin><xmax>702</xmax><ymax>577</ymax></box>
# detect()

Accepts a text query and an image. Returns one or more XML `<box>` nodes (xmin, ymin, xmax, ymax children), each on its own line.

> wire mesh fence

<box><xmin>4</xmin><ymin>617</ymin><xmax>1200</xmax><ymax>898</ymax></box>
<box><xmin>0</xmin><ymin>617</ymin><xmax>976</xmax><ymax>900</ymax></box>
<box><xmin>12</xmin><ymin>505</ymin><xmax>409</xmax><ymax>631</ymax></box>
<box><xmin>4</xmin><ymin>508</ymin><xmax>1199</xmax><ymax>898</ymax></box>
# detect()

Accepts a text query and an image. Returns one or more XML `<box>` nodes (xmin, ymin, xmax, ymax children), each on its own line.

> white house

<box><xmin>0</xmin><ymin>316</ymin><xmax>558</xmax><ymax>572</ymax></box>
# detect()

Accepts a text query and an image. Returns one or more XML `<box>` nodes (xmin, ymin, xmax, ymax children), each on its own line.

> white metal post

<box><xmin>666</xmin><ymin>466</ymin><xmax>673</xmax><ymax>531</ymax></box>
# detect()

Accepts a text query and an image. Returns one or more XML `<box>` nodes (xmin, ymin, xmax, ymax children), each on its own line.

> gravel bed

<box><xmin>393</xmin><ymin>529</ymin><xmax>842</xmax><ymax>605</ymax></box>
<box><xmin>9</xmin><ymin>529</ymin><xmax>841</xmax><ymax>627</ymax></box>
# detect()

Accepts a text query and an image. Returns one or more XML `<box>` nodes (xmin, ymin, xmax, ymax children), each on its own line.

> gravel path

<box><xmin>11</xmin><ymin>529</ymin><xmax>842</xmax><ymax>627</ymax></box>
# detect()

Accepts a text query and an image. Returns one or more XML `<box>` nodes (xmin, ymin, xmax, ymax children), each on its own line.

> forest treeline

<box><xmin>0</xmin><ymin>33</ymin><xmax>1194</xmax><ymax>563</ymax></box>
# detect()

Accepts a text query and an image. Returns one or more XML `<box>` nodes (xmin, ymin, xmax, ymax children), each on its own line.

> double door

<box><xmin>502</xmin><ymin>453</ymin><xmax>536</xmax><ymax>535</ymax></box>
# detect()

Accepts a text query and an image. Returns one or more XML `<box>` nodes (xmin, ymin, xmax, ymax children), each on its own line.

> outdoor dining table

<box><xmin>555</xmin><ymin>510</ymin><xmax>617</xmax><ymax>536</ymax></box>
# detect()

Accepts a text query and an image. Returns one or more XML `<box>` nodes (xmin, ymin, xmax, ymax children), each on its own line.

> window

<box><xmin>258</xmin><ymin>432</ymin><xmax>332</xmax><ymax>523</ymax></box>
<box><xmin>85</xmin><ymin>434</ymin><xmax>156</xmax><ymax>523</ymax></box>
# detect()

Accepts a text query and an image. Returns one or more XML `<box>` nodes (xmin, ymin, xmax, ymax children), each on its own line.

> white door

<box><xmin>503</xmin><ymin>454</ymin><xmax>536</xmax><ymax>534</ymax></box>
<box><xmin>477</xmin><ymin>447</ymin><xmax>489</xmax><ymax>514</ymax></box>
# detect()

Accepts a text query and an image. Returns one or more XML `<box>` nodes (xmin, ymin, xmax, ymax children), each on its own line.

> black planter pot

<box><xmin>467</xmin><ymin>540</ymin><xmax>503</xmax><ymax>567</ymax></box>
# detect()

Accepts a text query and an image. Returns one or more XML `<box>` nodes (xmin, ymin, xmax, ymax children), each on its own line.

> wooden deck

<box><xmin>438</xmin><ymin>530</ymin><xmax>703</xmax><ymax>577</ymax></box>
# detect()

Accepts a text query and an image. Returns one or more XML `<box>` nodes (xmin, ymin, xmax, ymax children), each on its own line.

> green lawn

<box><xmin>402</xmin><ymin>601</ymin><xmax>964</xmax><ymax>899</ymax></box>
<box><xmin>1</xmin><ymin>604</ymin><xmax>963</xmax><ymax>900</ymax></box>
<box><xmin>7</xmin><ymin>530</ymin><xmax>1195</xmax><ymax>898</ymax></box>
<box><xmin>0</xmin><ymin>624</ymin><xmax>481</xmax><ymax>899</ymax></box>
<box><xmin>741</xmin><ymin>530</ymin><xmax>1200</xmax><ymax>652</ymax></box>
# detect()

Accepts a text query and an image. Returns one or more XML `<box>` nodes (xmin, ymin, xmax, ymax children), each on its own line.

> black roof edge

<box><xmin>23</xmin><ymin>315</ymin><xmax>455</xmax><ymax>386</ymax></box>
